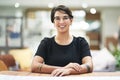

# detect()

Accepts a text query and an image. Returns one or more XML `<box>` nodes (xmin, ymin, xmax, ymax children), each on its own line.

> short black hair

<box><xmin>50</xmin><ymin>5</ymin><xmax>73</xmax><ymax>23</ymax></box>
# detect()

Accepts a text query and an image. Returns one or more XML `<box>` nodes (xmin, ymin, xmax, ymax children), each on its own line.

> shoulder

<box><xmin>41</xmin><ymin>36</ymin><xmax>54</xmax><ymax>45</ymax></box>
<box><xmin>74</xmin><ymin>36</ymin><xmax>89</xmax><ymax>46</ymax></box>
<box><xmin>42</xmin><ymin>36</ymin><xmax>54</xmax><ymax>42</ymax></box>
<box><xmin>38</xmin><ymin>37</ymin><xmax>54</xmax><ymax>48</ymax></box>
<box><xmin>74</xmin><ymin>36</ymin><xmax>86</xmax><ymax>42</ymax></box>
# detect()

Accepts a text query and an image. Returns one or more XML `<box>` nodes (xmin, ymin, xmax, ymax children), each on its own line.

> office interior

<box><xmin>0</xmin><ymin>0</ymin><xmax>120</xmax><ymax>72</ymax></box>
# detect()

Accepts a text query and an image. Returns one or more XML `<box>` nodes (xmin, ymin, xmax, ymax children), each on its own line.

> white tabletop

<box><xmin>0</xmin><ymin>75</ymin><xmax>120</xmax><ymax>80</ymax></box>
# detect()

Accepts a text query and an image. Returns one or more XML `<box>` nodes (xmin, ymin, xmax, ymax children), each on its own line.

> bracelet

<box><xmin>85</xmin><ymin>64</ymin><xmax>91</xmax><ymax>73</ymax></box>
<box><xmin>38</xmin><ymin>64</ymin><xmax>43</xmax><ymax>72</ymax></box>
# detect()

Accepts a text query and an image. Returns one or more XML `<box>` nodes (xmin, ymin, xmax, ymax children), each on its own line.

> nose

<box><xmin>59</xmin><ymin>18</ymin><xmax>64</xmax><ymax>23</ymax></box>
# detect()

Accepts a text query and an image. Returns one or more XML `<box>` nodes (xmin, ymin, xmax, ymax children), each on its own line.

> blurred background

<box><xmin>0</xmin><ymin>0</ymin><xmax>120</xmax><ymax>71</ymax></box>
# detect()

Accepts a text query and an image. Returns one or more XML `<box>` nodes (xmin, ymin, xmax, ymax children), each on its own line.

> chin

<box><xmin>59</xmin><ymin>30</ymin><xmax>67</xmax><ymax>33</ymax></box>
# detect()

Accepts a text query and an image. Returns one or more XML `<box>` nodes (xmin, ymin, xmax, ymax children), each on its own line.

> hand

<box><xmin>64</xmin><ymin>63</ymin><xmax>82</xmax><ymax>72</ymax></box>
<box><xmin>51</xmin><ymin>68</ymin><xmax>72</xmax><ymax>77</ymax></box>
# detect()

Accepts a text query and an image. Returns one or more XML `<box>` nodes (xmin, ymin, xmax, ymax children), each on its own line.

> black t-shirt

<box><xmin>35</xmin><ymin>36</ymin><xmax>91</xmax><ymax>67</ymax></box>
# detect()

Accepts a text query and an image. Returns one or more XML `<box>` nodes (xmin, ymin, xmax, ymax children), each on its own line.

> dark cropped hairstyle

<box><xmin>51</xmin><ymin>5</ymin><xmax>73</xmax><ymax>23</ymax></box>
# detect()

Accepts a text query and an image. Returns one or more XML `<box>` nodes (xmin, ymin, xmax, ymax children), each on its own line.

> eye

<box><xmin>63</xmin><ymin>16</ymin><xmax>69</xmax><ymax>20</ymax></box>
<box><xmin>54</xmin><ymin>16</ymin><xmax>70</xmax><ymax>21</ymax></box>
<box><xmin>54</xmin><ymin>17</ymin><xmax>60</xmax><ymax>20</ymax></box>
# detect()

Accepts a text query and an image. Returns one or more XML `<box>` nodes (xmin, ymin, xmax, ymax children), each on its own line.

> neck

<box><xmin>56</xmin><ymin>31</ymin><xmax>71</xmax><ymax>40</ymax></box>
<box><xmin>55</xmin><ymin>32</ymin><xmax>73</xmax><ymax>45</ymax></box>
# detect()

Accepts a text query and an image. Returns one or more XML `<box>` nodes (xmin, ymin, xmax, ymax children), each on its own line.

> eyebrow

<box><xmin>54</xmin><ymin>15</ymin><xmax>69</xmax><ymax>17</ymax></box>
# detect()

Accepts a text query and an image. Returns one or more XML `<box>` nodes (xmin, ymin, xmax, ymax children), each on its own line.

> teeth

<box><xmin>60</xmin><ymin>26</ymin><xmax>65</xmax><ymax>28</ymax></box>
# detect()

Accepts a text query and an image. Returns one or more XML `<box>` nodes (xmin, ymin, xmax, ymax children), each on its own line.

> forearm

<box><xmin>64</xmin><ymin>62</ymin><xmax>93</xmax><ymax>75</ymax></box>
<box><xmin>31</xmin><ymin>62</ymin><xmax>61</xmax><ymax>74</ymax></box>
<box><xmin>81</xmin><ymin>56</ymin><xmax>93</xmax><ymax>73</ymax></box>
<box><xmin>40</xmin><ymin>64</ymin><xmax>62</xmax><ymax>74</ymax></box>
<box><xmin>83</xmin><ymin>62</ymin><xmax>93</xmax><ymax>73</ymax></box>
<box><xmin>68</xmin><ymin>64</ymin><xmax>91</xmax><ymax>75</ymax></box>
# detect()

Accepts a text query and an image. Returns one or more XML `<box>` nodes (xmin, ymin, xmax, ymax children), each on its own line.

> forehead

<box><xmin>54</xmin><ymin>11</ymin><xmax>68</xmax><ymax>17</ymax></box>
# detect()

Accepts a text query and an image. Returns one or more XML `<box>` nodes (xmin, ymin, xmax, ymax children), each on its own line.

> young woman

<box><xmin>31</xmin><ymin>5</ymin><xmax>93</xmax><ymax>76</ymax></box>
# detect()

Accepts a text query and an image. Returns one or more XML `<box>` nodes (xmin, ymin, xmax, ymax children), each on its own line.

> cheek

<box><xmin>67</xmin><ymin>21</ymin><xmax>72</xmax><ymax>25</ymax></box>
<box><xmin>54</xmin><ymin>23</ymin><xmax>58</xmax><ymax>28</ymax></box>
<box><xmin>54</xmin><ymin>22</ymin><xmax>59</xmax><ymax>26</ymax></box>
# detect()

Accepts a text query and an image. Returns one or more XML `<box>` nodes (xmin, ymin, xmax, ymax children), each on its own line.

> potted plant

<box><xmin>112</xmin><ymin>47</ymin><xmax>120</xmax><ymax>70</ymax></box>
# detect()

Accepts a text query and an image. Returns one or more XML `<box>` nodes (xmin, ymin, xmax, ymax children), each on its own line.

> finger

<box><xmin>59</xmin><ymin>72</ymin><xmax>65</xmax><ymax>77</ymax></box>
<box><xmin>51</xmin><ymin>70</ymin><xmax>58</xmax><ymax>76</ymax></box>
<box><xmin>73</xmin><ymin>64</ymin><xmax>81</xmax><ymax>72</ymax></box>
<box><xmin>51</xmin><ymin>69</ymin><xmax>62</xmax><ymax>77</ymax></box>
<box><xmin>54</xmin><ymin>71</ymin><xmax>62</xmax><ymax>77</ymax></box>
<box><xmin>59</xmin><ymin>72</ymin><xmax>69</xmax><ymax>77</ymax></box>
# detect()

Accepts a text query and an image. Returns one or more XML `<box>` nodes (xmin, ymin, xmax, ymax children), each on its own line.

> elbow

<box><xmin>85</xmin><ymin>63</ymin><xmax>93</xmax><ymax>73</ymax></box>
<box><xmin>31</xmin><ymin>66</ymin><xmax>35</xmax><ymax>73</ymax></box>
<box><xmin>31</xmin><ymin>65</ymin><xmax>37</xmax><ymax>73</ymax></box>
<box><xmin>89</xmin><ymin>68</ymin><xmax>93</xmax><ymax>73</ymax></box>
<box><xmin>88</xmin><ymin>62</ymin><xmax>93</xmax><ymax>73</ymax></box>
<box><xmin>90</xmin><ymin>62</ymin><xmax>94</xmax><ymax>73</ymax></box>
<box><xmin>89</xmin><ymin>64</ymin><xmax>93</xmax><ymax>73</ymax></box>
<box><xmin>31</xmin><ymin>69</ymin><xmax>35</xmax><ymax>73</ymax></box>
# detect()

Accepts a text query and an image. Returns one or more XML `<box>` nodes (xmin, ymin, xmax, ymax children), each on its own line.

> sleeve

<box><xmin>78</xmin><ymin>37</ymin><xmax>91</xmax><ymax>58</ymax></box>
<box><xmin>35</xmin><ymin>38</ymin><xmax>48</xmax><ymax>60</ymax></box>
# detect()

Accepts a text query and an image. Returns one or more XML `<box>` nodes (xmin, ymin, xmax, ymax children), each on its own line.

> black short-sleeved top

<box><xmin>35</xmin><ymin>36</ymin><xmax>91</xmax><ymax>67</ymax></box>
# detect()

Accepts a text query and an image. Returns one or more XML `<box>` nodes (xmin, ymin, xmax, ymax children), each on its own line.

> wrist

<box><xmin>82</xmin><ymin>64</ymin><xmax>91</xmax><ymax>73</ymax></box>
<box><xmin>64</xmin><ymin>66</ymin><xmax>72</xmax><ymax>69</ymax></box>
<box><xmin>85</xmin><ymin>64</ymin><xmax>91</xmax><ymax>73</ymax></box>
<box><xmin>67</xmin><ymin>68</ymin><xmax>73</xmax><ymax>74</ymax></box>
<box><xmin>38</xmin><ymin>64</ymin><xmax>44</xmax><ymax>72</ymax></box>
<box><xmin>64</xmin><ymin>63</ymin><xmax>73</xmax><ymax>69</ymax></box>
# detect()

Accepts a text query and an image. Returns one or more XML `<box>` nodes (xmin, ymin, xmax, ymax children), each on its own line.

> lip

<box><xmin>59</xmin><ymin>26</ymin><xmax>65</xmax><ymax>28</ymax></box>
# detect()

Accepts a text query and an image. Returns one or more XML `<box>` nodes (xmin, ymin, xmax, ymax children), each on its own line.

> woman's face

<box><xmin>54</xmin><ymin>11</ymin><xmax>73</xmax><ymax>33</ymax></box>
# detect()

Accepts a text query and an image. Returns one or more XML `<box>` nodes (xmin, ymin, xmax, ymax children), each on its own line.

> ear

<box><xmin>70</xmin><ymin>18</ymin><xmax>73</xmax><ymax>25</ymax></box>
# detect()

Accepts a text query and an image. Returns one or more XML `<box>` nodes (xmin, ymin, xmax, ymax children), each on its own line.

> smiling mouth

<box><xmin>59</xmin><ymin>26</ymin><xmax>65</xmax><ymax>28</ymax></box>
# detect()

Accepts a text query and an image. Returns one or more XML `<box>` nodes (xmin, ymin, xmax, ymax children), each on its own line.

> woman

<box><xmin>31</xmin><ymin>5</ymin><xmax>93</xmax><ymax>76</ymax></box>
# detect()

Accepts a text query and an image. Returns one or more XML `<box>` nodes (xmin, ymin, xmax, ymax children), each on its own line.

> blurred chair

<box><xmin>0</xmin><ymin>54</ymin><xmax>19</xmax><ymax>70</ymax></box>
<box><xmin>105</xmin><ymin>36</ymin><xmax>118</xmax><ymax>51</ymax></box>
<box><xmin>91</xmin><ymin>48</ymin><xmax>116</xmax><ymax>72</ymax></box>
<box><xmin>9</xmin><ymin>48</ymin><xmax>33</xmax><ymax>71</ymax></box>
<box><xmin>0</xmin><ymin>60</ymin><xmax>8</xmax><ymax>71</ymax></box>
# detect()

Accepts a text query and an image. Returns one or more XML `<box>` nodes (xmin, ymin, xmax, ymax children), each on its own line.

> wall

<box><xmin>101</xmin><ymin>8</ymin><xmax>120</xmax><ymax>47</ymax></box>
<box><xmin>0</xmin><ymin>7</ymin><xmax>24</xmax><ymax>17</ymax></box>
<box><xmin>0</xmin><ymin>7</ymin><xmax>120</xmax><ymax>51</ymax></box>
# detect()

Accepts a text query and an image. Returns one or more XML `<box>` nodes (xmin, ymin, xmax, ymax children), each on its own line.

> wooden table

<box><xmin>0</xmin><ymin>71</ymin><xmax>120</xmax><ymax>76</ymax></box>
<box><xmin>0</xmin><ymin>71</ymin><xmax>120</xmax><ymax>80</ymax></box>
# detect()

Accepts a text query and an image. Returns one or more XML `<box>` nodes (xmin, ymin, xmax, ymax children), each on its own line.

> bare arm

<box><xmin>31</xmin><ymin>55</ymin><xmax>93</xmax><ymax>76</ymax></box>
<box><xmin>51</xmin><ymin>56</ymin><xmax>93</xmax><ymax>76</ymax></box>
<box><xmin>31</xmin><ymin>56</ymin><xmax>61</xmax><ymax>74</ymax></box>
<box><xmin>63</xmin><ymin>56</ymin><xmax>93</xmax><ymax>74</ymax></box>
<box><xmin>81</xmin><ymin>56</ymin><xmax>93</xmax><ymax>73</ymax></box>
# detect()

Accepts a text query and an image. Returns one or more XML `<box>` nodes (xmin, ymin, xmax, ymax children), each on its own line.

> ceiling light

<box><xmin>90</xmin><ymin>8</ymin><xmax>96</xmax><ymax>14</ymax></box>
<box><xmin>48</xmin><ymin>3</ymin><xmax>54</xmax><ymax>8</ymax></box>
<box><xmin>82</xmin><ymin>3</ymin><xmax>88</xmax><ymax>8</ymax></box>
<box><xmin>15</xmin><ymin>2</ymin><xmax>20</xmax><ymax>8</ymax></box>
